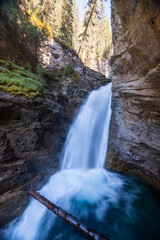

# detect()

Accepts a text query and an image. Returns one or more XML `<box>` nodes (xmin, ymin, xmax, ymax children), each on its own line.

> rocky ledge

<box><xmin>107</xmin><ymin>0</ymin><xmax>160</xmax><ymax>186</ymax></box>
<box><xmin>0</xmin><ymin>35</ymin><xmax>110</xmax><ymax>228</ymax></box>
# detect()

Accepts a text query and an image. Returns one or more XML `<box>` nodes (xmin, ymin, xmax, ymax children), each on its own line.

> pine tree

<box><xmin>51</xmin><ymin>0</ymin><xmax>63</xmax><ymax>36</ymax></box>
<box><xmin>102</xmin><ymin>17</ymin><xmax>113</xmax><ymax>58</ymax></box>
<box><xmin>98</xmin><ymin>0</ymin><xmax>105</xmax><ymax>58</ymax></box>
<box><xmin>38</xmin><ymin>0</ymin><xmax>58</xmax><ymax>34</ymax></box>
<box><xmin>78</xmin><ymin>0</ymin><xmax>97</xmax><ymax>55</ymax></box>
<box><xmin>79</xmin><ymin>0</ymin><xmax>99</xmax><ymax>65</ymax></box>
<box><xmin>72</xmin><ymin>0</ymin><xmax>79</xmax><ymax>52</ymax></box>
<box><xmin>59</xmin><ymin>0</ymin><xmax>74</xmax><ymax>48</ymax></box>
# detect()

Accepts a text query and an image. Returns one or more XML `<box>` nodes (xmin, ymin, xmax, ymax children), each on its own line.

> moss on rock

<box><xmin>0</xmin><ymin>60</ymin><xmax>47</xmax><ymax>98</ymax></box>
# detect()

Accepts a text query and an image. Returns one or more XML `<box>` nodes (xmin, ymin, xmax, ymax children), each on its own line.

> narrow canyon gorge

<box><xmin>0</xmin><ymin>0</ymin><xmax>159</xmax><ymax>234</ymax></box>
<box><xmin>107</xmin><ymin>0</ymin><xmax>160</xmax><ymax>187</ymax></box>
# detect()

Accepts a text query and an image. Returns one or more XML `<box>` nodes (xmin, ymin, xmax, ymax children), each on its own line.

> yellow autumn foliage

<box><xmin>28</xmin><ymin>8</ymin><xmax>53</xmax><ymax>37</ymax></box>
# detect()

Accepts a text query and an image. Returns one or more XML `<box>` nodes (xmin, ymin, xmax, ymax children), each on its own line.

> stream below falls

<box><xmin>1</xmin><ymin>83</ymin><xmax>160</xmax><ymax>240</ymax></box>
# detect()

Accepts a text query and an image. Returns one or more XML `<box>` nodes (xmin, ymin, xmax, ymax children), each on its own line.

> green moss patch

<box><xmin>43</xmin><ymin>64</ymin><xmax>80</xmax><ymax>83</ymax></box>
<box><xmin>70</xmin><ymin>70</ymin><xmax>80</xmax><ymax>82</ymax></box>
<box><xmin>59</xmin><ymin>63</ymin><xmax>80</xmax><ymax>82</ymax></box>
<box><xmin>0</xmin><ymin>60</ymin><xmax>46</xmax><ymax>98</ymax></box>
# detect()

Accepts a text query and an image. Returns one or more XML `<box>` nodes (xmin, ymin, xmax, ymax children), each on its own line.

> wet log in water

<box><xmin>28</xmin><ymin>190</ymin><xmax>109</xmax><ymax>240</ymax></box>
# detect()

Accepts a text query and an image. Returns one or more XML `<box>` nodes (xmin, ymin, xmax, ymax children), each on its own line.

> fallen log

<box><xmin>28</xmin><ymin>190</ymin><xmax>109</xmax><ymax>240</ymax></box>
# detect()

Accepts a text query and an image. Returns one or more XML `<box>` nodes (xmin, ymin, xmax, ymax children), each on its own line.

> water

<box><xmin>61</xmin><ymin>83</ymin><xmax>112</xmax><ymax>169</ymax></box>
<box><xmin>1</xmin><ymin>83</ymin><xmax>160</xmax><ymax>240</ymax></box>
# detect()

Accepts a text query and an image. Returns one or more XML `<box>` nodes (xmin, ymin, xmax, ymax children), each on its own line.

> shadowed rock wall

<box><xmin>0</xmin><ymin>20</ymin><xmax>110</xmax><ymax>226</ymax></box>
<box><xmin>107</xmin><ymin>0</ymin><xmax>160</xmax><ymax>186</ymax></box>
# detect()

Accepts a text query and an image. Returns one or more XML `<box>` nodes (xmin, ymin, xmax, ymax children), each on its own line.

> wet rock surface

<box><xmin>0</xmin><ymin>9</ymin><xmax>110</xmax><ymax>226</ymax></box>
<box><xmin>107</xmin><ymin>0</ymin><xmax>160</xmax><ymax>186</ymax></box>
<box><xmin>0</xmin><ymin>55</ymin><xmax>110</xmax><ymax>227</ymax></box>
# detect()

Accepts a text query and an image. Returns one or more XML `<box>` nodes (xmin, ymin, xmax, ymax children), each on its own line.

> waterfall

<box><xmin>61</xmin><ymin>82</ymin><xmax>112</xmax><ymax>169</ymax></box>
<box><xmin>2</xmin><ymin>82</ymin><xmax>160</xmax><ymax>240</ymax></box>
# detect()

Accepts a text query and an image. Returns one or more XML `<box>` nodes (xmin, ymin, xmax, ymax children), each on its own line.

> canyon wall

<box><xmin>87</xmin><ymin>58</ymin><xmax>109</xmax><ymax>77</ymax></box>
<box><xmin>107</xmin><ymin>0</ymin><xmax>160</xmax><ymax>186</ymax></box>
<box><xmin>0</xmin><ymin>15</ymin><xmax>110</xmax><ymax>227</ymax></box>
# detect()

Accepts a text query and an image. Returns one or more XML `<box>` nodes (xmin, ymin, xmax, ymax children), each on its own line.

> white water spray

<box><xmin>2</xmin><ymin>82</ymin><xmax>160</xmax><ymax>240</ymax></box>
<box><xmin>61</xmin><ymin>83</ymin><xmax>112</xmax><ymax>169</ymax></box>
<box><xmin>3</xmin><ymin>83</ymin><xmax>112</xmax><ymax>240</ymax></box>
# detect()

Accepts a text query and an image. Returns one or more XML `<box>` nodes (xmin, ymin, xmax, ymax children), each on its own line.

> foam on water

<box><xmin>2</xmin><ymin>82</ymin><xmax>160</xmax><ymax>240</ymax></box>
<box><xmin>3</xmin><ymin>168</ymin><xmax>136</xmax><ymax>240</ymax></box>
<box><xmin>61</xmin><ymin>83</ymin><xmax>112</xmax><ymax>169</ymax></box>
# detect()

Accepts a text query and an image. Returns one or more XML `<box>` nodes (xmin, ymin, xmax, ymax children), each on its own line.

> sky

<box><xmin>75</xmin><ymin>0</ymin><xmax>111</xmax><ymax>21</ymax></box>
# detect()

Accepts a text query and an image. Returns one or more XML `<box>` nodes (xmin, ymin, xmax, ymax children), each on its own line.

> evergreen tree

<box><xmin>7</xmin><ymin>0</ymin><xmax>112</xmax><ymax>63</ymax></box>
<box><xmin>79</xmin><ymin>0</ymin><xmax>113</xmax><ymax>65</ymax></box>
<box><xmin>51</xmin><ymin>0</ymin><xmax>63</xmax><ymax>36</ymax></box>
<box><xmin>78</xmin><ymin>0</ymin><xmax>97</xmax><ymax>55</ymax></box>
<box><xmin>102</xmin><ymin>17</ymin><xmax>113</xmax><ymax>58</ymax></box>
<box><xmin>79</xmin><ymin>0</ymin><xmax>99</xmax><ymax>65</ymax></box>
<box><xmin>38</xmin><ymin>0</ymin><xmax>58</xmax><ymax>34</ymax></box>
<box><xmin>98</xmin><ymin>0</ymin><xmax>105</xmax><ymax>58</ymax></box>
<box><xmin>72</xmin><ymin>0</ymin><xmax>79</xmax><ymax>52</ymax></box>
<box><xmin>59</xmin><ymin>0</ymin><xmax>74</xmax><ymax>47</ymax></box>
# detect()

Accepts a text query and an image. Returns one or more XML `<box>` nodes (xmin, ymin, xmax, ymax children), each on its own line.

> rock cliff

<box><xmin>0</xmin><ymin>15</ymin><xmax>110</xmax><ymax>227</ymax></box>
<box><xmin>107</xmin><ymin>0</ymin><xmax>160</xmax><ymax>186</ymax></box>
<box><xmin>0</xmin><ymin>67</ymin><xmax>109</xmax><ymax>228</ymax></box>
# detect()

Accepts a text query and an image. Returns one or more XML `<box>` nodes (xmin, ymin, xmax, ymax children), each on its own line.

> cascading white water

<box><xmin>2</xmin><ymin>83</ymin><xmax>112</xmax><ymax>240</ymax></box>
<box><xmin>61</xmin><ymin>83</ymin><xmax>112</xmax><ymax>169</ymax></box>
<box><xmin>2</xmin><ymin>82</ymin><xmax>160</xmax><ymax>240</ymax></box>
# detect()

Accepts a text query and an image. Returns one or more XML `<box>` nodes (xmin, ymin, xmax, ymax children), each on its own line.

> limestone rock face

<box><xmin>87</xmin><ymin>58</ymin><xmax>109</xmax><ymax>77</ymax></box>
<box><xmin>0</xmin><ymin>7</ymin><xmax>112</xmax><ymax>226</ymax></box>
<box><xmin>107</xmin><ymin>0</ymin><xmax>160</xmax><ymax>186</ymax></box>
<box><xmin>39</xmin><ymin>38</ymin><xmax>85</xmax><ymax>73</ymax></box>
<box><xmin>0</xmin><ymin>34</ymin><xmax>110</xmax><ymax>227</ymax></box>
<box><xmin>38</xmin><ymin>37</ymin><xmax>110</xmax><ymax>81</ymax></box>
<box><xmin>0</xmin><ymin>92</ymin><xmax>60</xmax><ymax>227</ymax></box>
<box><xmin>0</xmin><ymin>73</ymin><xmax>110</xmax><ymax>227</ymax></box>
